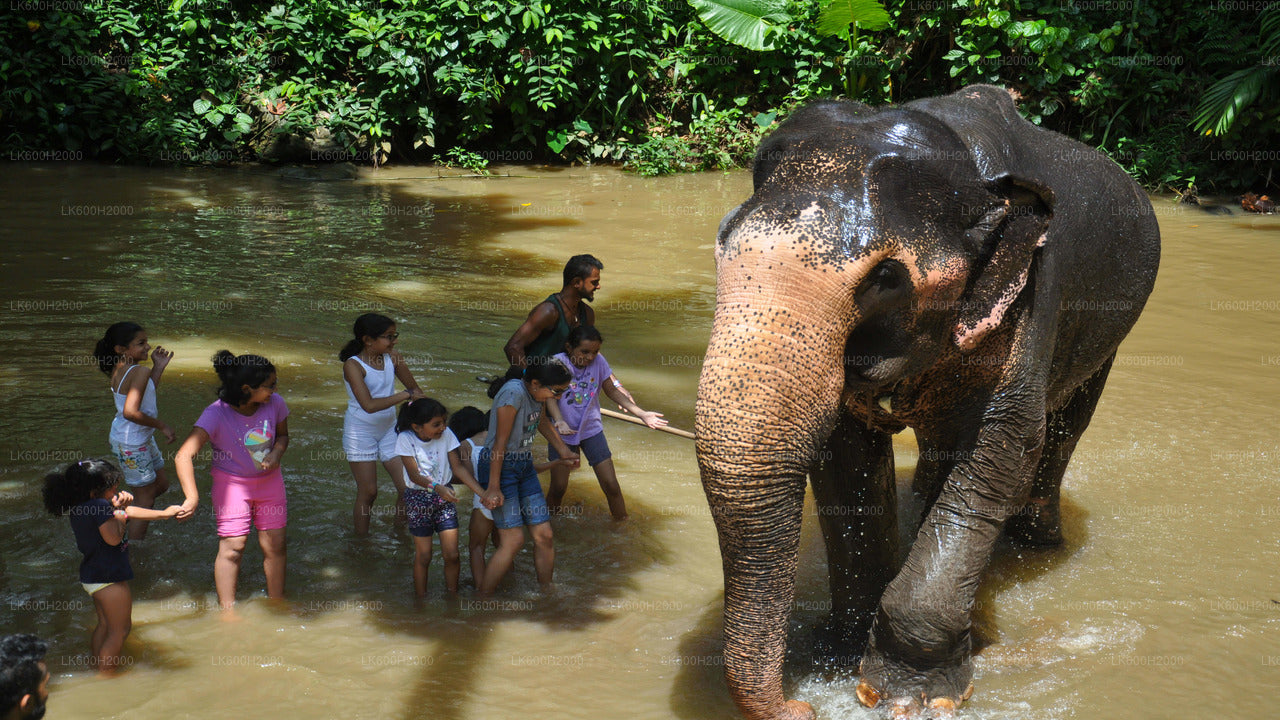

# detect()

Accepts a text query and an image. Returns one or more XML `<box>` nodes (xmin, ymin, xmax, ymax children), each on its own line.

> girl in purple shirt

<box><xmin>174</xmin><ymin>351</ymin><xmax>290</xmax><ymax>610</ymax></box>
<box><xmin>548</xmin><ymin>325</ymin><xmax>667</xmax><ymax>520</ymax></box>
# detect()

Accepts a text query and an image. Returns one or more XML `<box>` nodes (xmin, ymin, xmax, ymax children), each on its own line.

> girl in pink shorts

<box><xmin>174</xmin><ymin>351</ymin><xmax>290</xmax><ymax>610</ymax></box>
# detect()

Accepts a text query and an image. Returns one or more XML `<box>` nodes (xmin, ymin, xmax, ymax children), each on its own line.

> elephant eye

<box><xmin>870</xmin><ymin>260</ymin><xmax>905</xmax><ymax>290</ymax></box>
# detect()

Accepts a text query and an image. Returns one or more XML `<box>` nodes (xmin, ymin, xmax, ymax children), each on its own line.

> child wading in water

<box><xmin>174</xmin><ymin>352</ymin><xmax>289</xmax><ymax>610</ymax></box>
<box><xmin>93</xmin><ymin>322</ymin><xmax>182</xmax><ymax>538</ymax></box>
<box><xmin>476</xmin><ymin>362</ymin><xmax>578</xmax><ymax>595</ymax></box>
<box><xmin>394</xmin><ymin>399</ymin><xmax>485</xmax><ymax>597</ymax></box>
<box><xmin>448</xmin><ymin>406</ymin><xmax>572</xmax><ymax>587</ymax></box>
<box><xmin>340</xmin><ymin>314</ymin><xmax>425</xmax><ymax>536</ymax></box>
<box><xmin>549</xmin><ymin>325</ymin><xmax>667</xmax><ymax>520</ymax></box>
<box><xmin>42</xmin><ymin>458</ymin><xmax>182</xmax><ymax>674</ymax></box>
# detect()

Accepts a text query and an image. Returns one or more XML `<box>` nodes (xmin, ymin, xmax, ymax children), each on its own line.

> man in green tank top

<box><xmin>503</xmin><ymin>254</ymin><xmax>635</xmax><ymax>409</ymax></box>
<box><xmin>505</xmin><ymin>254</ymin><xmax>602</xmax><ymax>367</ymax></box>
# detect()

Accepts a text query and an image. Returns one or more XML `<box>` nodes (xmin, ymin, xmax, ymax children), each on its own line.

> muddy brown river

<box><xmin>0</xmin><ymin>163</ymin><xmax>1277</xmax><ymax>719</ymax></box>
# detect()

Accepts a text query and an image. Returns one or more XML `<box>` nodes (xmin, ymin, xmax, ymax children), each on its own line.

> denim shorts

<box><xmin>547</xmin><ymin>431</ymin><xmax>612</xmax><ymax>467</ymax></box>
<box><xmin>475</xmin><ymin>447</ymin><xmax>550</xmax><ymax>530</ymax></box>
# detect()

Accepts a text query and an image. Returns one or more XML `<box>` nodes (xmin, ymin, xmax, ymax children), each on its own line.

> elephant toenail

<box><xmin>855</xmin><ymin>679</ymin><xmax>881</xmax><ymax>708</ymax></box>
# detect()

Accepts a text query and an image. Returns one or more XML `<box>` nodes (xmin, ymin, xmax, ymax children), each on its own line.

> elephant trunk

<box><xmin>696</xmin><ymin>252</ymin><xmax>868</xmax><ymax>719</ymax></box>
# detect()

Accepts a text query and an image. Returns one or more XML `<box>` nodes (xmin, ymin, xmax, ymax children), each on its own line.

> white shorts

<box><xmin>471</xmin><ymin>490</ymin><xmax>493</xmax><ymax>521</ymax></box>
<box><xmin>342</xmin><ymin>419</ymin><xmax>398</xmax><ymax>462</ymax></box>
<box><xmin>111</xmin><ymin>437</ymin><xmax>165</xmax><ymax>487</ymax></box>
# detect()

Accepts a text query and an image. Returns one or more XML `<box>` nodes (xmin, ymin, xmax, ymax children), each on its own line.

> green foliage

<box><xmin>0</xmin><ymin>0</ymin><xmax>1274</xmax><ymax>191</ymax></box>
<box><xmin>1193</xmin><ymin>5</ymin><xmax>1280</xmax><ymax>137</ymax></box>
<box><xmin>686</xmin><ymin>0</ymin><xmax>791</xmax><ymax>52</ymax></box>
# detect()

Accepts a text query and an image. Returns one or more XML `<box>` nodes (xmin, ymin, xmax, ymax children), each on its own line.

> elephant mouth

<box><xmin>846</xmin><ymin>355</ymin><xmax>909</xmax><ymax>391</ymax></box>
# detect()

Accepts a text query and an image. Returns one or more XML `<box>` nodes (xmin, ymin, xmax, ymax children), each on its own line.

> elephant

<box><xmin>693</xmin><ymin>84</ymin><xmax>1160</xmax><ymax>719</ymax></box>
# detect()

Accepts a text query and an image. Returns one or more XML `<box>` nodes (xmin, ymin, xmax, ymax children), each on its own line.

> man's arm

<box><xmin>504</xmin><ymin>301</ymin><xmax>559</xmax><ymax>367</ymax></box>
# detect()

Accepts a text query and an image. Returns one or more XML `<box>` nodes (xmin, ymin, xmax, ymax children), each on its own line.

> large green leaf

<box><xmin>816</xmin><ymin>0</ymin><xmax>890</xmax><ymax>38</ymax></box>
<box><xmin>1193</xmin><ymin>65</ymin><xmax>1277</xmax><ymax>136</ymax></box>
<box><xmin>687</xmin><ymin>0</ymin><xmax>790</xmax><ymax>52</ymax></box>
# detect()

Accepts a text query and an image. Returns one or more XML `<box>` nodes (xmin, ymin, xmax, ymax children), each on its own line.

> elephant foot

<box><xmin>856</xmin><ymin>643</ymin><xmax>973</xmax><ymax>717</ymax></box>
<box><xmin>1004</xmin><ymin>498</ymin><xmax>1063</xmax><ymax>546</ymax></box>
<box><xmin>758</xmin><ymin>699</ymin><xmax>815</xmax><ymax>720</ymax></box>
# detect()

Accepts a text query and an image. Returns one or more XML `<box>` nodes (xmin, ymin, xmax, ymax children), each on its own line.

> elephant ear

<box><xmin>953</xmin><ymin>176</ymin><xmax>1054</xmax><ymax>352</ymax></box>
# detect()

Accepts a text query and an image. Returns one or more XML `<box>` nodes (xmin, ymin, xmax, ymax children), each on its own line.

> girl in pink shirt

<box><xmin>174</xmin><ymin>351</ymin><xmax>290</xmax><ymax>610</ymax></box>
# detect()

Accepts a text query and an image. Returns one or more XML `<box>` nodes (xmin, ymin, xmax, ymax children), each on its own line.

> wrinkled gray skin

<box><xmin>694</xmin><ymin>85</ymin><xmax>1159</xmax><ymax>719</ymax></box>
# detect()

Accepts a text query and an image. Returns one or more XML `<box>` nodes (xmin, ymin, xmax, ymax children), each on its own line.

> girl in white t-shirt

<box><xmin>395</xmin><ymin>399</ymin><xmax>485</xmax><ymax>597</ymax></box>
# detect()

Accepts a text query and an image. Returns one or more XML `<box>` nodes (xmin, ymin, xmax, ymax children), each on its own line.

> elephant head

<box><xmin>694</xmin><ymin>87</ymin><xmax>1058</xmax><ymax>720</ymax></box>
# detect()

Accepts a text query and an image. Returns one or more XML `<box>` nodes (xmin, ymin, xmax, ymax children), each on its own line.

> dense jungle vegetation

<box><xmin>2</xmin><ymin>0</ymin><xmax>1277</xmax><ymax>192</ymax></box>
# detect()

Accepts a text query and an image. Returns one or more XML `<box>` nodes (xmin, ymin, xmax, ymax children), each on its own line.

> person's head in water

<box><xmin>563</xmin><ymin>325</ymin><xmax>603</xmax><ymax>369</ymax></box>
<box><xmin>523</xmin><ymin>356</ymin><xmax>572</xmax><ymax>403</ymax></box>
<box><xmin>562</xmin><ymin>255</ymin><xmax>603</xmax><ymax>302</ymax></box>
<box><xmin>339</xmin><ymin>313</ymin><xmax>398</xmax><ymax>362</ymax></box>
<box><xmin>212</xmin><ymin>351</ymin><xmax>277</xmax><ymax>408</ymax></box>
<box><xmin>92</xmin><ymin>321</ymin><xmax>146</xmax><ymax>375</ymax></box>
<box><xmin>447</xmin><ymin>406</ymin><xmax>487</xmax><ymax>442</ymax></box>
<box><xmin>396</xmin><ymin>398</ymin><xmax>448</xmax><ymax>441</ymax></box>
<box><xmin>0</xmin><ymin>634</ymin><xmax>50</xmax><ymax>720</ymax></box>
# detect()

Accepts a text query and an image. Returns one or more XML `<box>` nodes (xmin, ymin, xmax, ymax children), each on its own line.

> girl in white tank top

<box><xmin>339</xmin><ymin>314</ymin><xmax>427</xmax><ymax>536</ymax></box>
<box><xmin>93</xmin><ymin>322</ymin><xmax>176</xmax><ymax>540</ymax></box>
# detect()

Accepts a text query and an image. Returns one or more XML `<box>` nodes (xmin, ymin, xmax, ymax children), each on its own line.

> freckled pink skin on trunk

<box><xmin>697</xmin><ymin>225</ymin><xmax>882</xmax><ymax>720</ymax></box>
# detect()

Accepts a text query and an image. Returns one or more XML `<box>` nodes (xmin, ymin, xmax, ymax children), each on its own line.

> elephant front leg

<box><xmin>857</xmin><ymin>414</ymin><xmax>1045</xmax><ymax>715</ymax></box>
<box><xmin>809</xmin><ymin>411</ymin><xmax>898</xmax><ymax>664</ymax></box>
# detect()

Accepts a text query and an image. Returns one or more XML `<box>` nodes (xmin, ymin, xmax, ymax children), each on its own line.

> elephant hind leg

<box><xmin>1005</xmin><ymin>354</ymin><xmax>1115</xmax><ymax>546</ymax></box>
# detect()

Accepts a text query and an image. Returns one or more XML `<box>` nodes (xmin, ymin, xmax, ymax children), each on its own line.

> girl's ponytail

<box><xmin>93</xmin><ymin>322</ymin><xmax>144</xmax><ymax>375</ymax></box>
<box><xmin>339</xmin><ymin>313</ymin><xmax>395</xmax><ymax>362</ymax></box>
<box><xmin>42</xmin><ymin>458</ymin><xmax>123</xmax><ymax>515</ymax></box>
<box><xmin>396</xmin><ymin>398</ymin><xmax>448</xmax><ymax>434</ymax></box>
<box><xmin>212</xmin><ymin>351</ymin><xmax>276</xmax><ymax>405</ymax></box>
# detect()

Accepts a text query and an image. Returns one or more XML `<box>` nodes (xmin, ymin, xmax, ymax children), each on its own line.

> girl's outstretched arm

<box><xmin>603</xmin><ymin>380</ymin><xmax>667</xmax><ymax>430</ymax></box>
<box><xmin>390</xmin><ymin>350</ymin><xmax>425</xmax><ymax>399</ymax></box>
<box><xmin>537</xmin><ymin>413</ymin><xmax>579</xmax><ymax>465</ymax></box>
<box><xmin>126</xmin><ymin>504</ymin><xmax>183</xmax><ymax>520</ymax></box>
<box><xmin>447</xmin><ymin>449</ymin><xmax>485</xmax><ymax>496</ymax></box>
<box><xmin>345</xmin><ymin>358</ymin><xmax>412</xmax><ymax>413</ymax></box>
<box><xmin>485</xmin><ymin>405</ymin><xmax>517</xmax><ymax>508</ymax></box>
<box><xmin>172</xmin><ymin>427</ymin><xmax>209</xmax><ymax>519</ymax></box>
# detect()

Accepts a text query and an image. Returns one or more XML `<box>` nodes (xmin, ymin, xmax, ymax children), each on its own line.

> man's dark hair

<box><xmin>563</xmin><ymin>254</ymin><xmax>603</xmax><ymax>287</ymax></box>
<box><xmin>0</xmin><ymin>634</ymin><xmax>48</xmax><ymax>716</ymax></box>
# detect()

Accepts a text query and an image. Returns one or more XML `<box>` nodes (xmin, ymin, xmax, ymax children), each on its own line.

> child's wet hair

<box><xmin>212</xmin><ymin>350</ymin><xmax>276</xmax><ymax>406</ymax></box>
<box><xmin>487</xmin><ymin>359</ymin><xmax>574</xmax><ymax>398</ymax></box>
<box><xmin>396</xmin><ymin>398</ymin><xmax>448</xmax><ymax>433</ymax></box>
<box><xmin>565</xmin><ymin>324</ymin><xmax>603</xmax><ymax>351</ymax></box>
<box><xmin>339</xmin><ymin>313</ymin><xmax>396</xmax><ymax>361</ymax></box>
<box><xmin>447</xmin><ymin>406</ymin><xmax>487</xmax><ymax>441</ymax></box>
<box><xmin>92</xmin><ymin>321</ymin><xmax>144</xmax><ymax>375</ymax></box>
<box><xmin>42</xmin><ymin>458</ymin><xmax>123</xmax><ymax>515</ymax></box>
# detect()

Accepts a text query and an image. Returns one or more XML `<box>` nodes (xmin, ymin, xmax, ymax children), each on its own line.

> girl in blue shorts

<box><xmin>395</xmin><ymin>399</ymin><xmax>485</xmax><ymax>597</ymax></box>
<box><xmin>476</xmin><ymin>361</ymin><xmax>577</xmax><ymax>595</ymax></box>
<box><xmin>547</xmin><ymin>325</ymin><xmax>667</xmax><ymax>520</ymax></box>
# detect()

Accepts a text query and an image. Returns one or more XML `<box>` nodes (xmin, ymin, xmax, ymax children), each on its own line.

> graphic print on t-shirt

<box><xmin>244</xmin><ymin>419</ymin><xmax>274</xmax><ymax>465</ymax></box>
<box><xmin>568</xmin><ymin>376</ymin><xmax>599</xmax><ymax>408</ymax></box>
<box><xmin>520</xmin><ymin>411</ymin><xmax>539</xmax><ymax>448</ymax></box>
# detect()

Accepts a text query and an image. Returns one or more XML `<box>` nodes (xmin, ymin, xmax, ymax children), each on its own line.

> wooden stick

<box><xmin>600</xmin><ymin>408</ymin><xmax>695</xmax><ymax>439</ymax></box>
